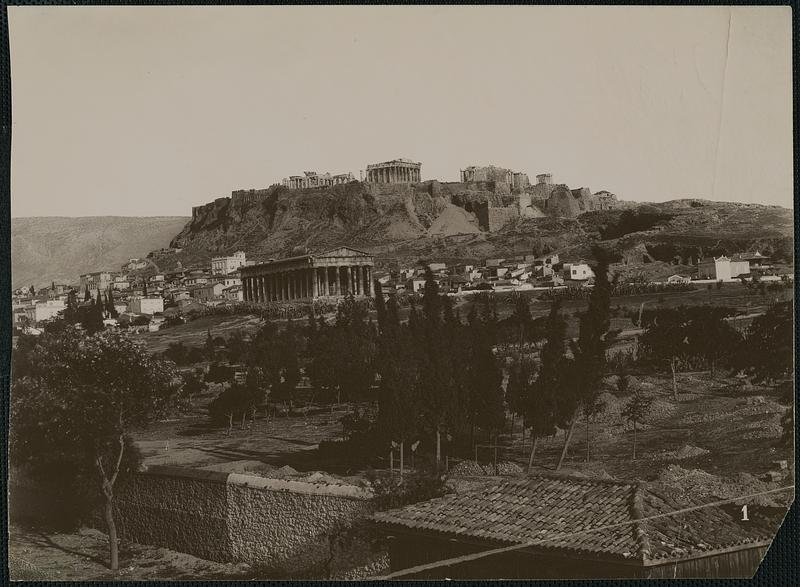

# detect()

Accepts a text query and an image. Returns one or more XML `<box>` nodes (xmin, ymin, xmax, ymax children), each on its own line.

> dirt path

<box><xmin>8</xmin><ymin>525</ymin><xmax>254</xmax><ymax>581</ymax></box>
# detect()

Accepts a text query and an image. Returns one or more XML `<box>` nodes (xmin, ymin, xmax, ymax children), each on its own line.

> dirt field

<box><xmin>8</xmin><ymin>525</ymin><xmax>255</xmax><ymax>581</ymax></box>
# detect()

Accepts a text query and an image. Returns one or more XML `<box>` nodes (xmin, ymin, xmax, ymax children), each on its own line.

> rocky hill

<box><xmin>11</xmin><ymin>216</ymin><xmax>189</xmax><ymax>288</ymax></box>
<box><xmin>160</xmin><ymin>183</ymin><xmax>792</xmax><ymax>280</ymax></box>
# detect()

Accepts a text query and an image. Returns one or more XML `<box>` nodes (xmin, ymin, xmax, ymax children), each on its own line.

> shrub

<box><xmin>365</xmin><ymin>470</ymin><xmax>449</xmax><ymax>511</ymax></box>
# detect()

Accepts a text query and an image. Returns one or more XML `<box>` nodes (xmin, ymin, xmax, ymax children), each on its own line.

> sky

<box><xmin>8</xmin><ymin>5</ymin><xmax>793</xmax><ymax>217</ymax></box>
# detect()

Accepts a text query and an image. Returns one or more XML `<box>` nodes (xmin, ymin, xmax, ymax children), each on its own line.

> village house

<box><xmin>149</xmin><ymin>274</ymin><xmax>165</xmax><ymax>284</ymax></box>
<box><xmin>171</xmin><ymin>289</ymin><xmax>191</xmax><ymax>302</ymax></box>
<box><xmin>697</xmin><ymin>256</ymin><xmax>750</xmax><ymax>281</ymax></box>
<box><xmin>79</xmin><ymin>271</ymin><xmax>114</xmax><ymax>295</ymax></box>
<box><xmin>223</xmin><ymin>285</ymin><xmax>244</xmax><ymax>302</ymax></box>
<box><xmin>533</xmin><ymin>253</ymin><xmax>560</xmax><ymax>277</ymax></box>
<box><xmin>211</xmin><ymin>251</ymin><xmax>247</xmax><ymax>275</ymax></box>
<box><xmin>410</xmin><ymin>276</ymin><xmax>427</xmax><ymax>293</ymax></box>
<box><xmin>221</xmin><ymin>272</ymin><xmax>242</xmax><ymax>288</ymax></box>
<box><xmin>23</xmin><ymin>299</ymin><xmax>66</xmax><ymax>324</ymax></box>
<box><xmin>485</xmin><ymin>258</ymin><xmax>505</xmax><ymax>268</ymax></box>
<box><xmin>184</xmin><ymin>273</ymin><xmax>210</xmax><ymax>287</ymax></box>
<box><xmin>563</xmin><ymin>262</ymin><xmax>594</xmax><ymax>282</ymax></box>
<box><xmin>127</xmin><ymin>296</ymin><xmax>164</xmax><ymax>315</ymax></box>
<box><xmin>191</xmin><ymin>282</ymin><xmax>226</xmax><ymax>301</ymax></box>
<box><xmin>374</xmin><ymin>475</ymin><xmax>779</xmax><ymax>579</ymax></box>
<box><xmin>113</xmin><ymin>275</ymin><xmax>131</xmax><ymax>291</ymax></box>
<box><xmin>122</xmin><ymin>258</ymin><xmax>149</xmax><ymax>271</ymax></box>
<box><xmin>450</xmin><ymin>264</ymin><xmax>475</xmax><ymax>276</ymax></box>
<box><xmin>667</xmin><ymin>274</ymin><xmax>691</xmax><ymax>284</ymax></box>
<box><xmin>427</xmin><ymin>262</ymin><xmax>447</xmax><ymax>273</ymax></box>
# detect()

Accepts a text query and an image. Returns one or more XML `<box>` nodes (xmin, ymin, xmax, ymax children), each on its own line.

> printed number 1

<box><xmin>741</xmin><ymin>505</ymin><xmax>749</xmax><ymax>521</ymax></box>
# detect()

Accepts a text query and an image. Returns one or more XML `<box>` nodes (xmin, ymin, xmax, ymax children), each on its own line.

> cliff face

<box><xmin>165</xmin><ymin>181</ymin><xmax>792</xmax><ymax>276</ymax></box>
<box><xmin>171</xmin><ymin>181</ymin><xmax>503</xmax><ymax>262</ymax></box>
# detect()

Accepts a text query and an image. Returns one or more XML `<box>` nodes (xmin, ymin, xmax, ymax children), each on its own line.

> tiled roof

<box><xmin>373</xmin><ymin>475</ymin><xmax>779</xmax><ymax>564</ymax></box>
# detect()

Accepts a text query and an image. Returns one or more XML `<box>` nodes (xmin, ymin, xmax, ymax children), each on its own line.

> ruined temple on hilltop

<box><xmin>460</xmin><ymin>165</ymin><xmax>530</xmax><ymax>191</ymax></box>
<box><xmin>365</xmin><ymin>158</ymin><xmax>422</xmax><ymax>184</ymax></box>
<box><xmin>476</xmin><ymin>172</ymin><xmax>620</xmax><ymax>231</ymax></box>
<box><xmin>282</xmin><ymin>170</ymin><xmax>355</xmax><ymax>190</ymax></box>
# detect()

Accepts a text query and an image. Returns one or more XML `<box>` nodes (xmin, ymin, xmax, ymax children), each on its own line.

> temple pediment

<box><xmin>315</xmin><ymin>247</ymin><xmax>372</xmax><ymax>259</ymax></box>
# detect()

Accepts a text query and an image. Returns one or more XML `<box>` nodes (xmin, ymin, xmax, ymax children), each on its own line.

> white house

<box><xmin>192</xmin><ymin>282</ymin><xmax>225</xmax><ymax>301</ymax></box>
<box><xmin>697</xmin><ymin>256</ymin><xmax>750</xmax><ymax>281</ymax></box>
<box><xmin>211</xmin><ymin>251</ymin><xmax>247</xmax><ymax>275</ymax></box>
<box><xmin>24</xmin><ymin>299</ymin><xmax>66</xmax><ymax>324</ymax></box>
<box><xmin>128</xmin><ymin>296</ymin><xmax>164</xmax><ymax>315</ymax></box>
<box><xmin>667</xmin><ymin>274</ymin><xmax>691</xmax><ymax>284</ymax></box>
<box><xmin>563</xmin><ymin>262</ymin><xmax>594</xmax><ymax>281</ymax></box>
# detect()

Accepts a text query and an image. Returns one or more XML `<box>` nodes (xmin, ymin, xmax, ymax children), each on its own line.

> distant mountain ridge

<box><xmin>11</xmin><ymin>216</ymin><xmax>190</xmax><ymax>289</ymax></box>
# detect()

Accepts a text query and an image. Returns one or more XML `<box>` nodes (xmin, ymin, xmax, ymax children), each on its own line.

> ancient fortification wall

<box><xmin>111</xmin><ymin>466</ymin><xmax>375</xmax><ymax>575</ymax></box>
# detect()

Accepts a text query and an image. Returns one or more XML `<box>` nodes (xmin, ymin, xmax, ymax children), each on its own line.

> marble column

<box><xmin>290</xmin><ymin>271</ymin><xmax>296</xmax><ymax>300</ymax></box>
<box><xmin>312</xmin><ymin>268</ymin><xmax>319</xmax><ymax>298</ymax></box>
<box><xmin>244</xmin><ymin>277</ymin><xmax>250</xmax><ymax>301</ymax></box>
<box><xmin>344</xmin><ymin>266</ymin><xmax>351</xmax><ymax>295</ymax></box>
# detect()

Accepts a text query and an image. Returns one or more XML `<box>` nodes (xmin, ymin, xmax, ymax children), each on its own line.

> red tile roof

<box><xmin>373</xmin><ymin>475</ymin><xmax>780</xmax><ymax>564</ymax></box>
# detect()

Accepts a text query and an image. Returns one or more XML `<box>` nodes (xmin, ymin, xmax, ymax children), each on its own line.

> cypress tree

<box><xmin>556</xmin><ymin>247</ymin><xmax>618</xmax><ymax>469</ymax></box>
<box><xmin>84</xmin><ymin>285</ymin><xmax>91</xmax><ymax>302</ymax></box>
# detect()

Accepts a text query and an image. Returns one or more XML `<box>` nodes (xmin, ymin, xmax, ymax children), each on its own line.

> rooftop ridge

<box><xmin>630</xmin><ymin>482</ymin><xmax>652</xmax><ymax>562</ymax></box>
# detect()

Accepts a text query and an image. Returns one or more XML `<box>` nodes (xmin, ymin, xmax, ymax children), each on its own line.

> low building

<box><xmin>128</xmin><ymin>296</ymin><xmax>164</xmax><ymax>315</ymax></box>
<box><xmin>410</xmin><ymin>277</ymin><xmax>427</xmax><ymax>293</ymax></box>
<box><xmin>184</xmin><ymin>273</ymin><xmax>209</xmax><ymax>287</ymax></box>
<box><xmin>24</xmin><ymin>299</ymin><xmax>66</xmax><ymax>324</ymax></box>
<box><xmin>697</xmin><ymin>256</ymin><xmax>750</xmax><ymax>281</ymax></box>
<box><xmin>221</xmin><ymin>272</ymin><xmax>242</xmax><ymax>288</ymax></box>
<box><xmin>241</xmin><ymin>247</ymin><xmax>375</xmax><ymax>303</ymax></box>
<box><xmin>223</xmin><ymin>285</ymin><xmax>244</xmax><ymax>302</ymax></box>
<box><xmin>374</xmin><ymin>475</ymin><xmax>779</xmax><ymax>579</ymax></box>
<box><xmin>123</xmin><ymin>258</ymin><xmax>149</xmax><ymax>271</ymax></box>
<box><xmin>667</xmin><ymin>274</ymin><xmax>691</xmax><ymax>284</ymax></box>
<box><xmin>211</xmin><ymin>251</ymin><xmax>247</xmax><ymax>275</ymax></box>
<box><xmin>191</xmin><ymin>282</ymin><xmax>226</xmax><ymax>301</ymax></box>
<box><xmin>171</xmin><ymin>289</ymin><xmax>191</xmax><ymax>302</ymax></box>
<box><xmin>563</xmin><ymin>262</ymin><xmax>594</xmax><ymax>281</ymax></box>
<box><xmin>80</xmin><ymin>271</ymin><xmax>114</xmax><ymax>295</ymax></box>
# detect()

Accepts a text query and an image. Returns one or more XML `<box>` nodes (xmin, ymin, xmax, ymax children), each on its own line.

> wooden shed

<box><xmin>374</xmin><ymin>474</ymin><xmax>782</xmax><ymax>579</ymax></box>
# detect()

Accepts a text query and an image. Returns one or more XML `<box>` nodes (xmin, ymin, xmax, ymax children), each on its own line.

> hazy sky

<box><xmin>9</xmin><ymin>5</ymin><xmax>793</xmax><ymax>217</ymax></box>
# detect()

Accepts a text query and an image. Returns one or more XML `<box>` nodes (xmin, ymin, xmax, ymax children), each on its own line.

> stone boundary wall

<box><xmin>110</xmin><ymin>466</ymin><xmax>375</xmax><ymax>575</ymax></box>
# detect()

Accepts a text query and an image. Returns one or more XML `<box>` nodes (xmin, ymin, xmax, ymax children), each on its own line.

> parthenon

<box><xmin>365</xmin><ymin>158</ymin><xmax>421</xmax><ymax>184</ymax></box>
<box><xmin>240</xmin><ymin>247</ymin><xmax>375</xmax><ymax>303</ymax></box>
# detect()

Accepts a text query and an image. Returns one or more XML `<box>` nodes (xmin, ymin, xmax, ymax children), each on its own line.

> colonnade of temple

<box><xmin>365</xmin><ymin>163</ymin><xmax>421</xmax><ymax>184</ymax></box>
<box><xmin>243</xmin><ymin>264</ymin><xmax>374</xmax><ymax>303</ymax></box>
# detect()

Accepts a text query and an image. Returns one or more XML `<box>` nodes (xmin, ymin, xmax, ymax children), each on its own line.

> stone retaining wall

<box><xmin>112</xmin><ymin>466</ymin><xmax>375</xmax><ymax>576</ymax></box>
